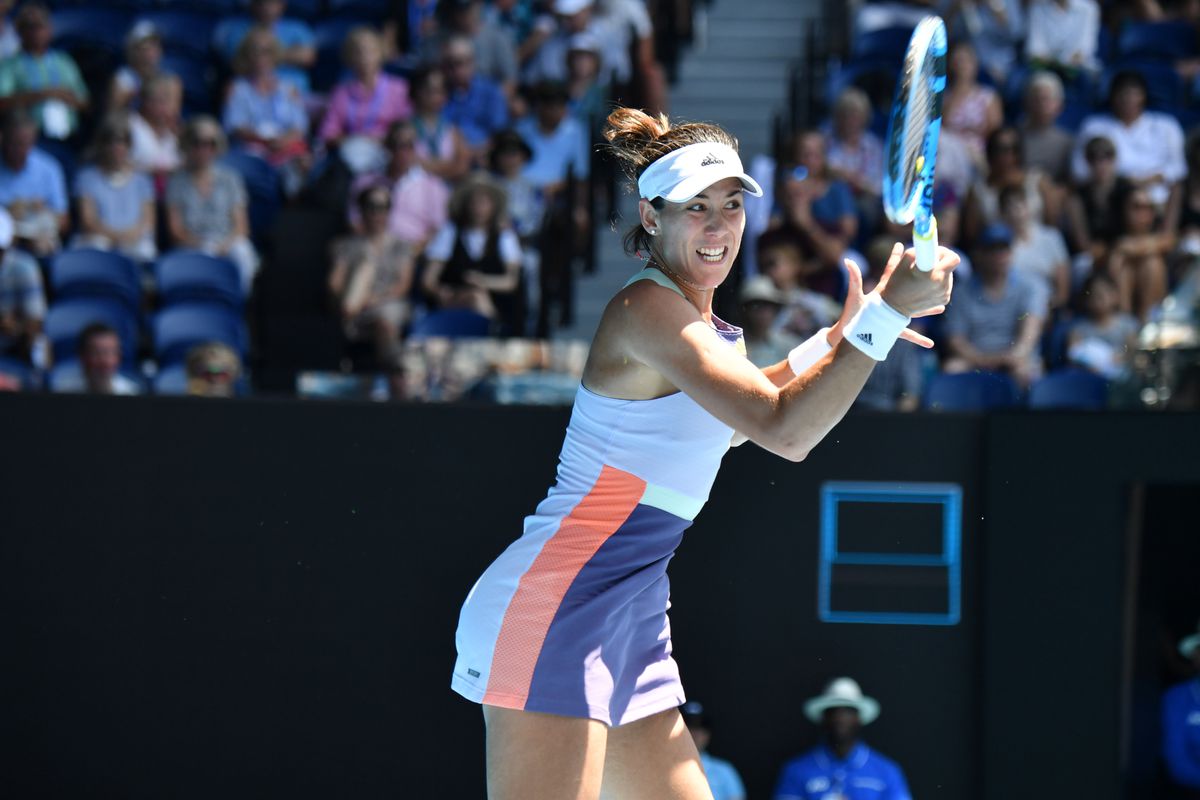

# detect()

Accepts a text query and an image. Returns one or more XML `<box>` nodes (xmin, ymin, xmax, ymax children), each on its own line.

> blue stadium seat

<box><xmin>139</xmin><ymin>10</ymin><xmax>219</xmax><ymax>59</ymax></box>
<box><xmin>157</xmin><ymin>0</ymin><xmax>241</xmax><ymax>13</ymax></box>
<box><xmin>1028</xmin><ymin>368</ymin><xmax>1108</xmax><ymax>410</ymax></box>
<box><xmin>45</xmin><ymin>359</ymin><xmax>146</xmax><ymax>394</ymax></box>
<box><xmin>408</xmin><ymin>309</ymin><xmax>492</xmax><ymax>340</ymax></box>
<box><xmin>37</xmin><ymin>138</ymin><xmax>78</xmax><ymax>187</ymax></box>
<box><xmin>155</xmin><ymin>250</ymin><xmax>244</xmax><ymax>310</ymax></box>
<box><xmin>1116</xmin><ymin>20</ymin><xmax>1198</xmax><ymax>61</ymax></box>
<box><xmin>220</xmin><ymin>149</ymin><xmax>281</xmax><ymax>240</ymax></box>
<box><xmin>152</xmin><ymin>362</ymin><xmax>189</xmax><ymax>395</ymax></box>
<box><xmin>922</xmin><ymin>371</ymin><xmax>1021</xmax><ymax>412</ymax></box>
<box><xmin>160</xmin><ymin>52</ymin><xmax>216</xmax><ymax>115</ymax></box>
<box><xmin>0</xmin><ymin>356</ymin><xmax>40</xmax><ymax>391</ymax></box>
<box><xmin>50</xmin><ymin>248</ymin><xmax>141</xmax><ymax>311</ymax></box>
<box><xmin>1041</xmin><ymin>316</ymin><xmax>1074</xmax><ymax>371</ymax></box>
<box><xmin>248</xmin><ymin>0</ymin><xmax>324</xmax><ymax>20</ymax></box>
<box><xmin>851</xmin><ymin>25</ymin><xmax>914</xmax><ymax>63</ymax></box>
<box><xmin>326</xmin><ymin>0</ymin><xmax>388</xmax><ymax>21</ymax></box>
<box><xmin>44</xmin><ymin>298</ymin><xmax>140</xmax><ymax>366</ymax></box>
<box><xmin>152</xmin><ymin>302</ymin><xmax>247</xmax><ymax>366</ymax></box>
<box><xmin>824</xmin><ymin>59</ymin><xmax>896</xmax><ymax>113</ymax></box>
<box><xmin>50</xmin><ymin>7</ymin><xmax>131</xmax><ymax>52</ymax></box>
<box><xmin>313</xmin><ymin>17</ymin><xmax>363</xmax><ymax>92</ymax></box>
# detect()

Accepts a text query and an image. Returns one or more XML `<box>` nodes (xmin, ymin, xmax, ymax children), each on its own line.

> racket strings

<box><xmin>900</xmin><ymin>53</ymin><xmax>934</xmax><ymax>200</ymax></box>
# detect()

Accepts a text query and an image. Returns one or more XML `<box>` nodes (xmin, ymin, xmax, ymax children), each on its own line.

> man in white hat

<box><xmin>773</xmin><ymin>677</ymin><xmax>912</xmax><ymax>800</ymax></box>
<box><xmin>1163</xmin><ymin>622</ymin><xmax>1200</xmax><ymax>791</ymax></box>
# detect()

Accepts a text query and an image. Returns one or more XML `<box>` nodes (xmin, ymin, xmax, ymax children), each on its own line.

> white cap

<box><xmin>568</xmin><ymin>31</ymin><xmax>601</xmax><ymax>53</ymax></box>
<box><xmin>0</xmin><ymin>207</ymin><xmax>13</xmax><ymax>249</ymax></box>
<box><xmin>554</xmin><ymin>0</ymin><xmax>593</xmax><ymax>14</ymax></box>
<box><xmin>125</xmin><ymin>19</ymin><xmax>160</xmax><ymax>48</ymax></box>
<box><xmin>803</xmin><ymin>677</ymin><xmax>881</xmax><ymax>726</ymax></box>
<box><xmin>637</xmin><ymin>142</ymin><xmax>763</xmax><ymax>204</ymax></box>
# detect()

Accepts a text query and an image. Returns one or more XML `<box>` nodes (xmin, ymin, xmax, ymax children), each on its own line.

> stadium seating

<box><xmin>50</xmin><ymin>249</ymin><xmax>142</xmax><ymax>312</ymax></box>
<box><xmin>0</xmin><ymin>356</ymin><xmax>40</xmax><ymax>391</ymax></box>
<box><xmin>312</xmin><ymin>17</ymin><xmax>362</xmax><ymax>92</ymax></box>
<box><xmin>152</xmin><ymin>362</ymin><xmax>189</xmax><ymax>395</ymax></box>
<box><xmin>152</xmin><ymin>302</ymin><xmax>248</xmax><ymax>366</ymax></box>
<box><xmin>220</xmin><ymin>150</ymin><xmax>282</xmax><ymax>240</ymax></box>
<box><xmin>850</xmin><ymin>25</ymin><xmax>914</xmax><ymax>63</ymax></box>
<box><xmin>50</xmin><ymin>7</ymin><xmax>131</xmax><ymax>53</ymax></box>
<box><xmin>45</xmin><ymin>359</ymin><xmax>146</xmax><ymax>394</ymax></box>
<box><xmin>325</xmin><ymin>0</ymin><xmax>388</xmax><ymax>22</ymax></box>
<box><xmin>922</xmin><ymin>371</ymin><xmax>1022</xmax><ymax>412</ymax></box>
<box><xmin>160</xmin><ymin>52</ymin><xmax>217</xmax><ymax>115</ymax></box>
<box><xmin>1115</xmin><ymin>20</ymin><xmax>1198</xmax><ymax>62</ymax></box>
<box><xmin>139</xmin><ymin>9</ymin><xmax>220</xmax><ymax>59</ymax></box>
<box><xmin>1028</xmin><ymin>368</ymin><xmax>1109</xmax><ymax>410</ymax></box>
<box><xmin>408</xmin><ymin>309</ymin><xmax>493</xmax><ymax>340</ymax></box>
<box><xmin>155</xmin><ymin>250</ymin><xmax>244</xmax><ymax>310</ymax></box>
<box><xmin>44</xmin><ymin>298</ymin><xmax>141</xmax><ymax>366</ymax></box>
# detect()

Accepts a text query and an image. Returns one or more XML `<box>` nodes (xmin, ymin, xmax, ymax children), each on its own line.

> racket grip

<box><xmin>914</xmin><ymin>216</ymin><xmax>938</xmax><ymax>272</ymax></box>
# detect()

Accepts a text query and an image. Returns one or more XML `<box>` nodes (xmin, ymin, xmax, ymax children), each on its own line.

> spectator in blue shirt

<box><xmin>514</xmin><ymin>81</ymin><xmax>589</xmax><ymax>235</ymax></box>
<box><xmin>440</xmin><ymin>35</ymin><xmax>509</xmax><ymax>156</ymax></box>
<box><xmin>1164</xmin><ymin>623</ymin><xmax>1200</xmax><ymax>792</ymax></box>
<box><xmin>71</xmin><ymin>112</ymin><xmax>157</xmax><ymax>262</ymax></box>
<box><xmin>0</xmin><ymin>109</ymin><xmax>68</xmax><ymax>257</ymax></box>
<box><xmin>680</xmin><ymin>701</ymin><xmax>746</xmax><ymax>800</ymax></box>
<box><xmin>213</xmin><ymin>0</ymin><xmax>315</xmax><ymax>92</ymax></box>
<box><xmin>774</xmin><ymin>677</ymin><xmax>912</xmax><ymax>800</ymax></box>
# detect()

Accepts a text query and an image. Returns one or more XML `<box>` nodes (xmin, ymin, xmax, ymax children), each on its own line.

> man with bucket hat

<box><xmin>773</xmin><ymin>677</ymin><xmax>911</xmax><ymax>800</ymax></box>
<box><xmin>1163</xmin><ymin>621</ymin><xmax>1200</xmax><ymax>793</ymax></box>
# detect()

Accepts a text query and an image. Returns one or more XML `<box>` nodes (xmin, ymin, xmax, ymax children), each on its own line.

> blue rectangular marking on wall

<box><xmin>819</xmin><ymin>481</ymin><xmax>962</xmax><ymax>625</ymax></box>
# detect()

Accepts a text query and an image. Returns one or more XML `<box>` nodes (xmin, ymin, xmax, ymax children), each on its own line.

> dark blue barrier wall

<box><xmin>1</xmin><ymin>394</ymin><xmax>1197</xmax><ymax>799</ymax></box>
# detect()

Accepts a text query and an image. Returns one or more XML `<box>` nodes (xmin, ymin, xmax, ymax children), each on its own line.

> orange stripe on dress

<box><xmin>483</xmin><ymin>465</ymin><xmax>646</xmax><ymax>706</ymax></box>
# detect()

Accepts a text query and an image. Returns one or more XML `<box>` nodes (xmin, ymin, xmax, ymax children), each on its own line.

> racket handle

<box><xmin>914</xmin><ymin>216</ymin><xmax>938</xmax><ymax>272</ymax></box>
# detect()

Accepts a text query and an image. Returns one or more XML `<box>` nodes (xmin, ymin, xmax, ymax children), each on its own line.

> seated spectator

<box><xmin>0</xmin><ymin>0</ymin><xmax>17</xmax><ymax>61</ymax></box>
<box><xmin>963</xmin><ymin>127</ymin><xmax>1058</xmax><ymax>246</ymax></box>
<box><xmin>166</xmin><ymin>117</ymin><xmax>259</xmax><ymax>294</ymax></box>
<box><xmin>71</xmin><ymin>113</ymin><xmax>157</xmax><ymax>263</ymax></box>
<box><xmin>680</xmin><ymin>701</ymin><xmax>746</xmax><ymax>800</ymax></box>
<box><xmin>773</xmin><ymin>678</ymin><xmax>912</xmax><ymax>800</ymax></box>
<box><xmin>54</xmin><ymin>322</ymin><xmax>140</xmax><ymax>395</ymax></box>
<box><xmin>1071</xmin><ymin>70</ymin><xmax>1186</xmax><ymax>211</ymax></box>
<box><xmin>422</xmin><ymin>0</ymin><xmax>518</xmax><ymax>95</ymax></box>
<box><xmin>422</xmin><ymin>173</ymin><xmax>523</xmax><ymax>335</ymax></box>
<box><xmin>521</xmin><ymin>0</ymin><xmax>613</xmax><ymax>87</ymax></box>
<box><xmin>319</xmin><ymin>27</ymin><xmax>413</xmax><ymax>149</ymax></box>
<box><xmin>1163</xmin><ymin>621</ymin><xmax>1200</xmax><ymax>793</ymax></box>
<box><xmin>440</xmin><ymin>34</ymin><xmax>510</xmax><ymax>155</ymax></box>
<box><xmin>756</xmin><ymin>227</ymin><xmax>841</xmax><ymax>340</ymax></box>
<box><xmin>1067</xmin><ymin>272</ymin><xmax>1138</xmax><ymax>379</ymax></box>
<box><xmin>564</xmin><ymin>31</ymin><xmax>606</xmax><ymax>126</ymax></box>
<box><xmin>944</xmin><ymin>0</ymin><xmax>1023</xmax><ymax>85</ymax></box>
<box><xmin>1065</xmin><ymin>135</ymin><xmax>1123</xmax><ymax>280</ymax></box>
<box><xmin>514</xmin><ymin>81</ymin><xmax>589</xmax><ymax>237</ymax></box>
<box><xmin>329</xmin><ymin>184</ymin><xmax>415</xmax><ymax>373</ymax></box>
<box><xmin>0</xmin><ymin>207</ymin><xmax>44</xmax><ymax>364</ymax></box>
<box><xmin>1107</xmin><ymin>184</ymin><xmax>1171</xmax><ymax>322</ymax></box>
<box><xmin>739</xmin><ymin>275</ymin><xmax>800</xmax><ymax>368</ymax></box>
<box><xmin>184</xmin><ymin>341</ymin><xmax>243</xmax><ymax>398</ymax></box>
<box><xmin>1024</xmin><ymin>0</ymin><xmax>1101</xmax><ymax>78</ymax></box>
<box><xmin>1018</xmin><ymin>71</ymin><xmax>1074</xmax><ymax>188</ymax></box>
<box><xmin>108</xmin><ymin>20</ymin><xmax>163</xmax><ymax>113</ymax></box>
<box><xmin>941</xmin><ymin>41</ymin><xmax>1003</xmax><ymax>169</ymax></box>
<box><xmin>855</xmin><ymin>237</ymin><xmax>925</xmax><ymax>412</ymax></box>
<box><xmin>773</xmin><ymin>130</ymin><xmax>858</xmax><ymax>291</ymax></box>
<box><xmin>213</xmin><ymin>0</ymin><xmax>315</xmax><ymax>90</ymax></box>
<box><xmin>490</xmin><ymin>129</ymin><xmax>543</xmax><ymax>246</ymax></box>
<box><xmin>130</xmin><ymin>73</ymin><xmax>183</xmax><ymax>190</ymax></box>
<box><xmin>348</xmin><ymin>120</ymin><xmax>449</xmax><ymax>253</ymax></box>
<box><xmin>1000</xmin><ymin>185</ymin><xmax>1070</xmax><ymax>311</ymax></box>
<box><xmin>408</xmin><ymin>67</ymin><xmax>472</xmax><ymax>184</ymax></box>
<box><xmin>0</xmin><ymin>109</ymin><xmax>67</xmax><ymax>257</ymax></box>
<box><xmin>0</xmin><ymin>2</ymin><xmax>88</xmax><ymax>141</ymax></box>
<box><xmin>821</xmin><ymin>87</ymin><xmax>883</xmax><ymax>234</ymax></box>
<box><xmin>944</xmin><ymin>223</ymin><xmax>1047</xmax><ymax>389</ymax></box>
<box><xmin>222</xmin><ymin>26</ymin><xmax>310</xmax><ymax>194</ymax></box>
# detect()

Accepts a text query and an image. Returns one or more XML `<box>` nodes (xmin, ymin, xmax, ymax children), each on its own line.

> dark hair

<box><xmin>530</xmin><ymin>80</ymin><xmax>569</xmax><ymax>107</ymax></box>
<box><xmin>755</xmin><ymin>226</ymin><xmax>805</xmax><ymax>261</ymax></box>
<box><xmin>409</xmin><ymin>66</ymin><xmax>442</xmax><ymax>98</ymax></box>
<box><xmin>383</xmin><ymin>118</ymin><xmax>416</xmax><ymax>150</ymax></box>
<box><xmin>77</xmin><ymin>322</ymin><xmax>119</xmax><ymax>354</ymax></box>
<box><xmin>489</xmin><ymin>129</ymin><xmax>533</xmax><ymax>170</ymax></box>
<box><xmin>603</xmin><ymin>106</ymin><xmax>739</xmax><ymax>257</ymax></box>
<box><xmin>985</xmin><ymin>126</ymin><xmax>1023</xmax><ymax>163</ymax></box>
<box><xmin>997</xmin><ymin>184</ymin><xmax>1027</xmax><ymax>213</ymax></box>
<box><xmin>356</xmin><ymin>183</ymin><xmax>391</xmax><ymax>212</ymax></box>
<box><xmin>1107</xmin><ymin>70</ymin><xmax>1148</xmax><ymax>107</ymax></box>
<box><xmin>2</xmin><ymin>108</ymin><xmax>37</xmax><ymax>135</ymax></box>
<box><xmin>1084</xmin><ymin>135</ymin><xmax>1116</xmax><ymax>162</ymax></box>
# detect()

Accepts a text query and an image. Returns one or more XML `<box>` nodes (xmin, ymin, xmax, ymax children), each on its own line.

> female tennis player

<box><xmin>452</xmin><ymin>107</ymin><xmax>957</xmax><ymax>799</ymax></box>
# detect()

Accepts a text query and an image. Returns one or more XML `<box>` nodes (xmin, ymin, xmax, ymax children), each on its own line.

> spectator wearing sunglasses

<box><xmin>71</xmin><ymin>112</ymin><xmax>157</xmax><ymax>263</ymax></box>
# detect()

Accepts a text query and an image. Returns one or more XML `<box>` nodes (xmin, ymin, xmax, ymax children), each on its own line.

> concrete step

<box><xmin>678</xmin><ymin>58</ymin><xmax>795</xmax><ymax>82</ymax></box>
<box><xmin>671</xmin><ymin>79</ymin><xmax>786</xmax><ymax>102</ymax></box>
<box><xmin>694</xmin><ymin>33</ymin><xmax>802</xmax><ymax>58</ymax></box>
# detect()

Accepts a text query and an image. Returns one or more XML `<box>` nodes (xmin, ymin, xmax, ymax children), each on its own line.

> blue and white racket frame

<box><xmin>881</xmin><ymin>16</ymin><xmax>948</xmax><ymax>272</ymax></box>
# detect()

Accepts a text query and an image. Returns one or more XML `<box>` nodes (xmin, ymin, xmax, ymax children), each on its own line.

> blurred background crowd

<box><xmin>0</xmin><ymin>0</ymin><xmax>1196</xmax><ymax>410</ymax></box>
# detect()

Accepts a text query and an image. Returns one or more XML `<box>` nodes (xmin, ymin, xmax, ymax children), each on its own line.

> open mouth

<box><xmin>697</xmin><ymin>246</ymin><xmax>727</xmax><ymax>264</ymax></box>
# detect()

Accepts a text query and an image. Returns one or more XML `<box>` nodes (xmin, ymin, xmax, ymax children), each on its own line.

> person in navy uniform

<box><xmin>773</xmin><ymin>677</ymin><xmax>911</xmax><ymax>800</ymax></box>
<box><xmin>1164</xmin><ymin>622</ymin><xmax>1200</xmax><ymax>796</ymax></box>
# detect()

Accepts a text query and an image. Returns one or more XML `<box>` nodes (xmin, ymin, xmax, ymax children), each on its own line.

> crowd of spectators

<box><xmin>740</xmin><ymin>0</ymin><xmax>1200</xmax><ymax>410</ymax></box>
<box><xmin>0</xmin><ymin>0</ymin><xmax>669</xmax><ymax>398</ymax></box>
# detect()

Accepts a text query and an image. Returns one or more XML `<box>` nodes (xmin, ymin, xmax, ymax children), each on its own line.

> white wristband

<box><xmin>788</xmin><ymin>327</ymin><xmax>833</xmax><ymax>377</ymax></box>
<box><xmin>841</xmin><ymin>294</ymin><xmax>910</xmax><ymax>361</ymax></box>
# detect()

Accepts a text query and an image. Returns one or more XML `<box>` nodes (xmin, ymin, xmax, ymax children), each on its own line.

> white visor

<box><xmin>637</xmin><ymin>142</ymin><xmax>763</xmax><ymax>204</ymax></box>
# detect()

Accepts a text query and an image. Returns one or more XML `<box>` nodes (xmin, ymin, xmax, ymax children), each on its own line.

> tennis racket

<box><xmin>882</xmin><ymin>15</ymin><xmax>948</xmax><ymax>272</ymax></box>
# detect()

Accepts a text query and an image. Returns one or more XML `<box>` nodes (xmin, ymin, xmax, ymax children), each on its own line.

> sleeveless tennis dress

<box><xmin>451</xmin><ymin>267</ymin><xmax>745</xmax><ymax>726</ymax></box>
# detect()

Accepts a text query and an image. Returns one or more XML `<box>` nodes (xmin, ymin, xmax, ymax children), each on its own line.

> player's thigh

<box><xmin>600</xmin><ymin>707</ymin><xmax>713</xmax><ymax>800</ymax></box>
<box><xmin>484</xmin><ymin>705</ymin><xmax>609</xmax><ymax>800</ymax></box>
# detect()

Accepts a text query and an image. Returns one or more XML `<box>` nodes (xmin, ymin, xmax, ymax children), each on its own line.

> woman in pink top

<box><xmin>942</xmin><ymin>41</ymin><xmax>1003</xmax><ymax>169</ymax></box>
<box><xmin>318</xmin><ymin>26</ymin><xmax>411</xmax><ymax>146</ymax></box>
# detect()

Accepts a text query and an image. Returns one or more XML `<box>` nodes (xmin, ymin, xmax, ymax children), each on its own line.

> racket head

<box><xmin>882</xmin><ymin>16</ymin><xmax>948</xmax><ymax>228</ymax></box>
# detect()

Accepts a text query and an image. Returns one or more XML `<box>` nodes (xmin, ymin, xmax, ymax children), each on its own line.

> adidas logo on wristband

<box><xmin>843</xmin><ymin>294</ymin><xmax>910</xmax><ymax>361</ymax></box>
<box><xmin>856</xmin><ymin>332</ymin><xmax>873</xmax><ymax>346</ymax></box>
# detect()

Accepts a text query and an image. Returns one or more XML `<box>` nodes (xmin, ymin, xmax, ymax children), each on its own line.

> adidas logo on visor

<box><xmin>699</xmin><ymin>153</ymin><xmax>725</xmax><ymax>166</ymax></box>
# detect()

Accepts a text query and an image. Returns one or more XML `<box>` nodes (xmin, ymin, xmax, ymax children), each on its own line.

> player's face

<box><xmin>649</xmin><ymin>178</ymin><xmax>746</xmax><ymax>289</ymax></box>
